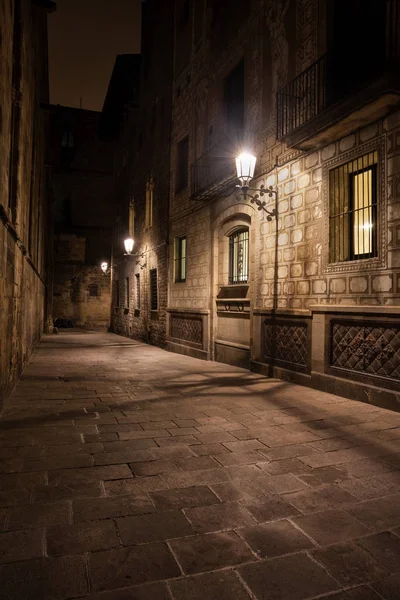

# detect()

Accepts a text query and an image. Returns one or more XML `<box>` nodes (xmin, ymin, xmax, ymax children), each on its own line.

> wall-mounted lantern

<box><xmin>124</xmin><ymin>237</ymin><xmax>147</xmax><ymax>269</ymax></box>
<box><xmin>235</xmin><ymin>152</ymin><xmax>277</xmax><ymax>221</ymax></box>
<box><xmin>100</xmin><ymin>261</ymin><xmax>110</xmax><ymax>275</ymax></box>
<box><xmin>124</xmin><ymin>237</ymin><xmax>134</xmax><ymax>255</ymax></box>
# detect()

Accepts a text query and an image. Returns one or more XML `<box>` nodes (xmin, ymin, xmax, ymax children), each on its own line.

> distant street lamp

<box><xmin>235</xmin><ymin>152</ymin><xmax>277</xmax><ymax>221</ymax></box>
<box><xmin>100</xmin><ymin>261</ymin><xmax>111</xmax><ymax>275</ymax></box>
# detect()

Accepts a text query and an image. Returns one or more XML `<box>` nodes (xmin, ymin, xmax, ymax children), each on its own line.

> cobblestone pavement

<box><xmin>1</xmin><ymin>331</ymin><xmax>400</xmax><ymax>599</ymax></box>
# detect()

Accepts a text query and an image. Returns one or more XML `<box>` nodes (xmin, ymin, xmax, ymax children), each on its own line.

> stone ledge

<box><xmin>309</xmin><ymin>304</ymin><xmax>400</xmax><ymax>315</ymax></box>
<box><xmin>166</xmin><ymin>308</ymin><xmax>210</xmax><ymax>315</ymax></box>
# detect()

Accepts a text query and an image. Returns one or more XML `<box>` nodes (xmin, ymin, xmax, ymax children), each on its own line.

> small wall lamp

<box><xmin>235</xmin><ymin>152</ymin><xmax>277</xmax><ymax>221</ymax></box>
<box><xmin>100</xmin><ymin>261</ymin><xmax>112</xmax><ymax>275</ymax></box>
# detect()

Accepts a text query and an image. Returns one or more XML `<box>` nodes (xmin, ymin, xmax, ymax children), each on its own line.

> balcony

<box><xmin>191</xmin><ymin>154</ymin><xmax>237</xmax><ymax>201</ymax></box>
<box><xmin>277</xmin><ymin>0</ymin><xmax>400</xmax><ymax>150</ymax></box>
<box><xmin>191</xmin><ymin>128</ymin><xmax>252</xmax><ymax>201</ymax></box>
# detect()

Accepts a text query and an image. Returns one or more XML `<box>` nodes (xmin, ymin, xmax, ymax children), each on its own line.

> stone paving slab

<box><xmin>1</xmin><ymin>330</ymin><xmax>400</xmax><ymax>599</ymax></box>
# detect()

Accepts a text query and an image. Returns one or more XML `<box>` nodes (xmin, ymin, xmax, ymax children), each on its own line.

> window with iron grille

<box><xmin>329</xmin><ymin>151</ymin><xmax>378</xmax><ymax>263</ymax></box>
<box><xmin>174</xmin><ymin>236</ymin><xmax>187</xmax><ymax>282</ymax></box>
<box><xmin>135</xmin><ymin>274</ymin><xmax>140</xmax><ymax>310</ymax></box>
<box><xmin>125</xmin><ymin>277</ymin><xmax>130</xmax><ymax>308</ymax></box>
<box><xmin>176</xmin><ymin>136</ymin><xmax>189</xmax><ymax>193</ymax></box>
<box><xmin>150</xmin><ymin>268</ymin><xmax>158</xmax><ymax>310</ymax></box>
<box><xmin>229</xmin><ymin>229</ymin><xmax>249</xmax><ymax>284</ymax></box>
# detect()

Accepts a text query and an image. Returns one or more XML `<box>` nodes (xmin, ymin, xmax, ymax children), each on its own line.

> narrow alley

<box><xmin>1</xmin><ymin>331</ymin><xmax>400</xmax><ymax>600</ymax></box>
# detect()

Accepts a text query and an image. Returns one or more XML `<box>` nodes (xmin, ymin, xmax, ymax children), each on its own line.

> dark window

<box><xmin>329</xmin><ymin>151</ymin><xmax>378</xmax><ymax>263</ymax></box>
<box><xmin>174</xmin><ymin>236</ymin><xmax>187</xmax><ymax>282</ymax></box>
<box><xmin>125</xmin><ymin>277</ymin><xmax>130</xmax><ymax>308</ymax></box>
<box><xmin>224</xmin><ymin>60</ymin><xmax>245</xmax><ymax>133</ymax></box>
<box><xmin>61</xmin><ymin>131</ymin><xmax>74</xmax><ymax>148</ymax></box>
<box><xmin>179</xmin><ymin>0</ymin><xmax>190</xmax><ymax>30</ymax></box>
<box><xmin>229</xmin><ymin>229</ymin><xmax>249</xmax><ymax>284</ymax></box>
<box><xmin>176</xmin><ymin>136</ymin><xmax>189</xmax><ymax>193</ymax></box>
<box><xmin>135</xmin><ymin>273</ymin><xmax>140</xmax><ymax>310</ymax></box>
<box><xmin>150</xmin><ymin>268</ymin><xmax>158</xmax><ymax>310</ymax></box>
<box><xmin>115</xmin><ymin>281</ymin><xmax>120</xmax><ymax>307</ymax></box>
<box><xmin>88</xmin><ymin>284</ymin><xmax>99</xmax><ymax>297</ymax></box>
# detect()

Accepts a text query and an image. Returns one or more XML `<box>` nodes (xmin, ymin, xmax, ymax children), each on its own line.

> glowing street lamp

<box><xmin>236</xmin><ymin>152</ymin><xmax>257</xmax><ymax>188</ymax></box>
<box><xmin>100</xmin><ymin>261</ymin><xmax>109</xmax><ymax>274</ymax></box>
<box><xmin>235</xmin><ymin>151</ymin><xmax>277</xmax><ymax>221</ymax></box>
<box><xmin>124</xmin><ymin>237</ymin><xmax>134</xmax><ymax>255</ymax></box>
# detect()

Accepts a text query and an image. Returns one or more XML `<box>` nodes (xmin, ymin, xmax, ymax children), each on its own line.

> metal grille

<box><xmin>135</xmin><ymin>274</ymin><xmax>140</xmax><ymax>310</ymax></box>
<box><xmin>277</xmin><ymin>54</ymin><xmax>327</xmax><ymax>139</ymax></box>
<box><xmin>331</xmin><ymin>322</ymin><xmax>400</xmax><ymax>381</ymax></box>
<box><xmin>264</xmin><ymin>323</ymin><xmax>309</xmax><ymax>369</ymax></box>
<box><xmin>170</xmin><ymin>316</ymin><xmax>203</xmax><ymax>345</ymax></box>
<box><xmin>229</xmin><ymin>229</ymin><xmax>249</xmax><ymax>284</ymax></box>
<box><xmin>329</xmin><ymin>151</ymin><xmax>378</xmax><ymax>263</ymax></box>
<box><xmin>150</xmin><ymin>268</ymin><xmax>158</xmax><ymax>311</ymax></box>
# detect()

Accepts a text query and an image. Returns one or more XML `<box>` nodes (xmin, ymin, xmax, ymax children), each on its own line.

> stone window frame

<box><xmin>219</xmin><ymin>215</ymin><xmax>252</xmax><ymax>290</ymax></box>
<box><xmin>322</xmin><ymin>137</ymin><xmax>386</xmax><ymax>274</ymax></box>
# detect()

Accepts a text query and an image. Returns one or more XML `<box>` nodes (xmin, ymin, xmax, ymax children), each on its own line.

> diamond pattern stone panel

<box><xmin>264</xmin><ymin>321</ymin><xmax>309</xmax><ymax>370</ymax></box>
<box><xmin>170</xmin><ymin>316</ymin><xmax>203</xmax><ymax>346</ymax></box>
<box><xmin>331</xmin><ymin>321</ymin><xmax>400</xmax><ymax>381</ymax></box>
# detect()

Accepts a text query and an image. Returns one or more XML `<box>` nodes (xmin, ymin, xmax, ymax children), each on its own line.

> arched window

<box><xmin>88</xmin><ymin>284</ymin><xmax>100</xmax><ymax>297</ymax></box>
<box><xmin>228</xmin><ymin>228</ymin><xmax>249</xmax><ymax>284</ymax></box>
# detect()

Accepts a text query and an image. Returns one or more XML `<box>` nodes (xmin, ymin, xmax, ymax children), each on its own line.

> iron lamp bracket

<box><xmin>236</xmin><ymin>184</ymin><xmax>278</xmax><ymax>221</ymax></box>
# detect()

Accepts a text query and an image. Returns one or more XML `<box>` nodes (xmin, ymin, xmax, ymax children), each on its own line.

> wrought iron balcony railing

<box><xmin>190</xmin><ymin>129</ymin><xmax>253</xmax><ymax>200</ymax></box>
<box><xmin>277</xmin><ymin>54</ymin><xmax>327</xmax><ymax>140</ymax></box>
<box><xmin>191</xmin><ymin>154</ymin><xmax>237</xmax><ymax>201</ymax></box>
<box><xmin>277</xmin><ymin>0</ymin><xmax>400</xmax><ymax>142</ymax></box>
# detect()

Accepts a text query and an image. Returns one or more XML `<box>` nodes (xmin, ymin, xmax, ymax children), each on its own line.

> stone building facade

<box><xmin>0</xmin><ymin>0</ymin><xmax>55</xmax><ymax>408</ymax></box>
<box><xmin>105</xmin><ymin>0</ymin><xmax>174</xmax><ymax>347</ymax></box>
<box><xmin>48</xmin><ymin>106</ymin><xmax>114</xmax><ymax>329</ymax></box>
<box><xmin>166</xmin><ymin>0</ymin><xmax>400</xmax><ymax>408</ymax></box>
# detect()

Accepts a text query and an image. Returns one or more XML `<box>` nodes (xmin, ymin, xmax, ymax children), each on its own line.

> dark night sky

<box><xmin>48</xmin><ymin>0</ymin><xmax>142</xmax><ymax>112</ymax></box>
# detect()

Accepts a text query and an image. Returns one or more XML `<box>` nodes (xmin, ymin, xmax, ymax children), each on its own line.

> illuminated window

<box><xmin>174</xmin><ymin>236</ymin><xmax>187</xmax><ymax>282</ymax></box>
<box><xmin>145</xmin><ymin>178</ymin><xmax>153</xmax><ymax>228</ymax></box>
<box><xmin>329</xmin><ymin>151</ymin><xmax>377</xmax><ymax>263</ymax></box>
<box><xmin>229</xmin><ymin>229</ymin><xmax>249</xmax><ymax>284</ymax></box>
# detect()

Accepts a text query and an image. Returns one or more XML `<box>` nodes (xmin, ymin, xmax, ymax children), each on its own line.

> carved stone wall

<box><xmin>331</xmin><ymin>321</ymin><xmax>400</xmax><ymax>382</ymax></box>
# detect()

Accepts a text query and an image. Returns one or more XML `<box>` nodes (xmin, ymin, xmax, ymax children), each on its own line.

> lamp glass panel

<box><xmin>236</xmin><ymin>153</ymin><xmax>256</xmax><ymax>184</ymax></box>
<box><xmin>124</xmin><ymin>237</ymin><xmax>134</xmax><ymax>254</ymax></box>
